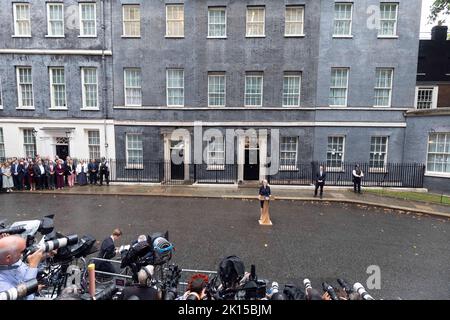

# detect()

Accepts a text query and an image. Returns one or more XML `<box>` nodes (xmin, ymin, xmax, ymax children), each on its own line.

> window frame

<box><xmin>414</xmin><ymin>86</ymin><xmax>438</xmax><ymax>110</ymax></box>
<box><xmin>282</xmin><ymin>74</ymin><xmax>301</xmax><ymax>107</ymax></box>
<box><xmin>122</xmin><ymin>4</ymin><xmax>141</xmax><ymax>38</ymax></box>
<box><xmin>124</xmin><ymin>68</ymin><xmax>142</xmax><ymax>107</ymax></box>
<box><xmin>87</xmin><ymin>130</ymin><xmax>101</xmax><ymax>160</ymax></box>
<box><xmin>0</xmin><ymin>128</ymin><xmax>5</xmax><ymax>162</ymax></box>
<box><xmin>81</xmin><ymin>67</ymin><xmax>99</xmax><ymax>110</ymax></box>
<box><xmin>208</xmin><ymin>7</ymin><xmax>227</xmax><ymax>38</ymax></box>
<box><xmin>426</xmin><ymin>133</ymin><xmax>450</xmax><ymax>176</ymax></box>
<box><xmin>46</xmin><ymin>3</ymin><xmax>65</xmax><ymax>37</ymax></box>
<box><xmin>16</xmin><ymin>66</ymin><xmax>34</xmax><ymax>110</ymax></box>
<box><xmin>0</xmin><ymin>77</ymin><xmax>3</xmax><ymax>109</ymax></box>
<box><xmin>49</xmin><ymin>67</ymin><xmax>67</xmax><ymax>110</ymax></box>
<box><xmin>79</xmin><ymin>2</ymin><xmax>97</xmax><ymax>37</ymax></box>
<box><xmin>326</xmin><ymin>136</ymin><xmax>345</xmax><ymax>171</ymax></box>
<box><xmin>23</xmin><ymin>129</ymin><xmax>37</xmax><ymax>158</ymax></box>
<box><xmin>374</xmin><ymin>68</ymin><xmax>394</xmax><ymax>107</ymax></box>
<box><xmin>13</xmin><ymin>3</ymin><xmax>31</xmax><ymax>37</ymax></box>
<box><xmin>246</xmin><ymin>6</ymin><xmax>265</xmax><ymax>37</ymax></box>
<box><xmin>166</xmin><ymin>4</ymin><xmax>185</xmax><ymax>38</ymax></box>
<box><xmin>279</xmin><ymin>136</ymin><xmax>299</xmax><ymax>171</ymax></box>
<box><xmin>285</xmin><ymin>5</ymin><xmax>305</xmax><ymax>37</ymax></box>
<box><xmin>329</xmin><ymin>68</ymin><xmax>349</xmax><ymax>107</ymax></box>
<box><xmin>378</xmin><ymin>3</ymin><xmax>399</xmax><ymax>38</ymax></box>
<box><xmin>206</xmin><ymin>136</ymin><xmax>225</xmax><ymax>171</ymax></box>
<box><xmin>369</xmin><ymin>136</ymin><xmax>389</xmax><ymax>172</ymax></box>
<box><xmin>166</xmin><ymin>69</ymin><xmax>185</xmax><ymax>107</ymax></box>
<box><xmin>333</xmin><ymin>3</ymin><xmax>353</xmax><ymax>37</ymax></box>
<box><xmin>244</xmin><ymin>74</ymin><xmax>264</xmax><ymax>107</ymax></box>
<box><xmin>126</xmin><ymin>133</ymin><xmax>143</xmax><ymax>169</ymax></box>
<box><xmin>208</xmin><ymin>73</ymin><xmax>226</xmax><ymax>107</ymax></box>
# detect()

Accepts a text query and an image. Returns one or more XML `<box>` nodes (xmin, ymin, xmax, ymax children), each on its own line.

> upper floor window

<box><xmin>208</xmin><ymin>73</ymin><xmax>226</xmax><ymax>107</ymax></box>
<box><xmin>166</xmin><ymin>5</ymin><xmax>184</xmax><ymax>37</ymax></box>
<box><xmin>167</xmin><ymin>69</ymin><xmax>184</xmax><ymax>107</ymax></box>
<box><xmin>285</xmin><ymin>6</ymin><xmax>304</xmax><ymax>36</ymax></box>
<box><xmin>333</xmin><ymin>3</ymin><xmax>353</xmax><ymax>36</ymax></box>
<box><xmin>369</xmin><ymin>137</ymin><xmax>389</xmax><ymax>170</ymax></box>
<box><xmin>13</xmin><ymin>3</ymin><xmax>31</xmax><ymax>37</ymax></box>
<box><xmin>329</xmin><ymin>68</ymin><xmax>349</xmax><ymax>107</ymax></box>
<box><xmin>245</xmin><ymin>73</ymin><xmax>263</xmax><ymax>107</ymax></box>
<box><xmin>16</xmin><ymin>67</ymin><xmax>34</xmax><ymax>109</ymax></box>
<box><xmin>379</xmin><ymin>3</ymin><xmax>398</xmax><ymax>37</ymax></box>
<box><xmin>283</xmin><ymin>73</ymin><xmax>301</xmax><ymax>107</ymax></box>
<box><xmin>415</xmin><ymin>86</ymin><xmax>438</xmax><ymax>110</ymax></box>
<box><xmin>208</xmin><ymin>7</ymin><xmax>226</xmax><ymax>38</ymax></box>
<box><xmin>122</xmin><ymin>5</ymin><xmax>140</xmax><ymax>37</ymax></box>
<box><xmin>280</xmin><ymin>137</ymin><xmax>298</xmax><ymax>170</ymax></box>
<box><xmin>80</xmin><ymin>3</ymin><xmax>96</xmax><ymax>37</ymax></box>
<box><xmin>246</xmin><ymin>7</ymin><xmax>265</xmax><ymax>37</ymax></box>
<box><xmin>124</xmin><ymin>68</ymin><xmax>142</xmax><ymax>106</ymax></box>
<box><xmin>427</xmin><ymin>133</ymin><xmax>450</xmax><ymax>174</ymax></box>
<box><xmin>374</xmin><ymin>68</ymin><xmax>393</xmax><ymax>107</ymax></box>
<box><xmin>81</xmin><ymin>67</ymin><xmax>98</xmax><ymax>109</ymax></box>
<box><xmin>47</xmin><ymin>3</ymin><xmax>64</xmax><ymax>37</ymax></box>
<box><xmin>327</xmin><ymin>136</ymin><xmax>345</xmax><ymax>170</ymax></box>
<box><xmin>49</xmin><ymin>67</ymin><xmax>66</xmax><ymax>109</ymax></box>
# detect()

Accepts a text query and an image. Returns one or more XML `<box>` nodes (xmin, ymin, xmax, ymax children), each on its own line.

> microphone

<box><xmin>322</xmin><ymin>282</ymin><xmax>339</xmax><ymax>300</ymax></box>
<box><xmin>93</xmin><ymin>284</ymin><xmax>118</xmax><ymax>300</ymax></box>
<box><xmin>353</xmin><ymin>282</ymin><xmax>375</xmax><ymax>300</ymax></box>
<box><xmin>337</xmin><ymin>278</ymin><xmax>353</xmax><ymax>295</ymax></box>
<box><xmin>0</xmin><ymin>279</ymin><xmax>38</xmax><ymax>300</ymax></box>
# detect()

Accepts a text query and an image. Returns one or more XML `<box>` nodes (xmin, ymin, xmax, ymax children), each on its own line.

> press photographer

<box><xmin>0</xmin><ymin>235</ymin><xmax>44</xmax><ymax>300</ymax></box>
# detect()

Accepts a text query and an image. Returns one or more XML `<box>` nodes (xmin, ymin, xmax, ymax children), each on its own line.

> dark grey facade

<box><xmin>2</xmin><ymin>0</ymin><xmax>447</xmax><ymax>191</ymax></box>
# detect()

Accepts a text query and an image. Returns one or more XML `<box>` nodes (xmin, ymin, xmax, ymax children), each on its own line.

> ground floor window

<box><xmin>126</xmin><ymin>134</ymin><xmax>143</xmax><ymax>167</ymax></box>
<box><xmin>280</xmin><ymin>136</ymin><xmax>298</xmax><ymax>170</ymax></box>
<box><xmin>327</xmin><ymin>136</ymin><xmax>345</xmax><ymax>170</ymax></box>
<box><xmin>427</xmin><ymin>133</ymin><xmax>450</xmax><ymax>174</ymax></box>
<box><xmin>369</xmin><ymin>136</ymin><xmax>388</xmax><ymax>170</ymax></box>
<box><xmin>23</xmin><ymin>129</ymin><xmax>36</xmax><ymax>158</ymax></box>
<box><xmin>206</xmin><ymin>136</ymin><xmax>225</xmax><ymax>169</ymax></box>
<box><xmin>0</xmin><ymin>128</ymin><xmax>5</xmax><ymax>161</ymax></box>
<box><xmin>88</xmin><ymin>130</ymin><xmax>101</xmax><ymax>160</ymax></box>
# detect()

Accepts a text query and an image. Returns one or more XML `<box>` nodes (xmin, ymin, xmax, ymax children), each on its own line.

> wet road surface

<box><xmin>0</xmin><ymin>193</ymin><xmax>449</xmax><ymax>300</ymax></box>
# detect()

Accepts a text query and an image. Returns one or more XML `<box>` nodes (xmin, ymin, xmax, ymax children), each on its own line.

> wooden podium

<box><xmin>258</xmin><ymin>195</ymin><xmax>274</xmax><ymax>226</ymax></box>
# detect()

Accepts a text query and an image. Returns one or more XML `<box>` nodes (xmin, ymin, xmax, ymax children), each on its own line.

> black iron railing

<box><xmin>9</xmin><ymin>158</ymin><xmax>425</xmax><ymax>188</ymax></box>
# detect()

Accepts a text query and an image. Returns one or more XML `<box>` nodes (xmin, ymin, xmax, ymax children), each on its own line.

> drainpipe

<box><xmin>101</xmin><ymin>0</ymin><xmax>109</xmax><ymax>159</ymax></box>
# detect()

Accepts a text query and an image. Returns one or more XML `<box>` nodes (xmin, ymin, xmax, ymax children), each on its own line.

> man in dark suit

<box><xmin>314</xmin><ymin>165</ymin><xmax>326</xmax><ymax>199</ymax></box>
<box><xmin>88</xmin><ymin>159</ymin><xmax>99</xmax><ymax>185</ymax></box>
<box><xmin>33</xmin><ymin>159</ymin><xmax>46</xmax><ymax>190</ymax></box>
<box><xmin>96</xmin><ymin>228</ymin><xmax>122</xmax><ymax>274</ymax></box>
<box><xmin>11</xmin><ymin>159</ymin><xmax>25</xmax><ymax>190</ymax></box>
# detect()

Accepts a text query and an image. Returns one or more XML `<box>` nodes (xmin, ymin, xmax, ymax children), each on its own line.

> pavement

<box><xmin>11</xmin><ymin>184</ymin><xmax>450</xmax><ymax>218</ymax></box>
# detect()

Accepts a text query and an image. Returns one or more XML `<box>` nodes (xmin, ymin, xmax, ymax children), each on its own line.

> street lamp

<box><xmin>32</xmin><ymin>129</ymin><xmax>38</xmax><ymax>137</ymax></box>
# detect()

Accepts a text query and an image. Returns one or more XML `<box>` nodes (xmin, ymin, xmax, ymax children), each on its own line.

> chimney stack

<box><xmin>431</xmin><ymin>25</ymin><xmax>448</xmax><ymax>41</ymax></box>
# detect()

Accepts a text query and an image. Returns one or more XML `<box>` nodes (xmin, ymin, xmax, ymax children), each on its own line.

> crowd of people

<box><xmin>0</xmin><ymin>226</ymin><xmax>376</xmax><ymax>301</ymax></box>
<box><xmin>0</xmin><ymin>156</ymin><xmax>110</xmax><ymax>193</ymax></box>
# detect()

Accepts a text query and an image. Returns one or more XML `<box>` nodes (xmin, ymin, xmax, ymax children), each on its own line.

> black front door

<box><xmin>170</xmin><ymin>144</ymin><xmax>184</xmax><ymax>180</ymax></box>
<box><xmin>56</xmin><ymin>145</ymin><xmax>69</xmax><ymax>160</ymax></box>
<box><xmin>244</xmin><ymin>149</ymin><xmax>259</xmax><ymax>180</ymax></box>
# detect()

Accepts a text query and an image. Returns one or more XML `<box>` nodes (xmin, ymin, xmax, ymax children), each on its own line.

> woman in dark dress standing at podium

<box><xmin>259</xmin><ymin>179</ymin><xmax>271</xmax><ymax>214</ymax></box>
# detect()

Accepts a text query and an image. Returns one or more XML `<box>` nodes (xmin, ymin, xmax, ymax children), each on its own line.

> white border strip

<box><xmin>114</xmin><ymin>120</ymin><xmax>407</xmax><ymax>128</ymax></box>
<box><xmin>0</xmin><ymin>49</ymin><xmax>112</xmax><ymax>56</ymax></box>
<box><xmin>0</xmin><ymin>118</ymin><xmax>114</xmax><ymax>125</ymax></box>
<box><xmin>114</xmin><ymin>105</ymin><xmax>411</xmax><ymax>111</ymax></box>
